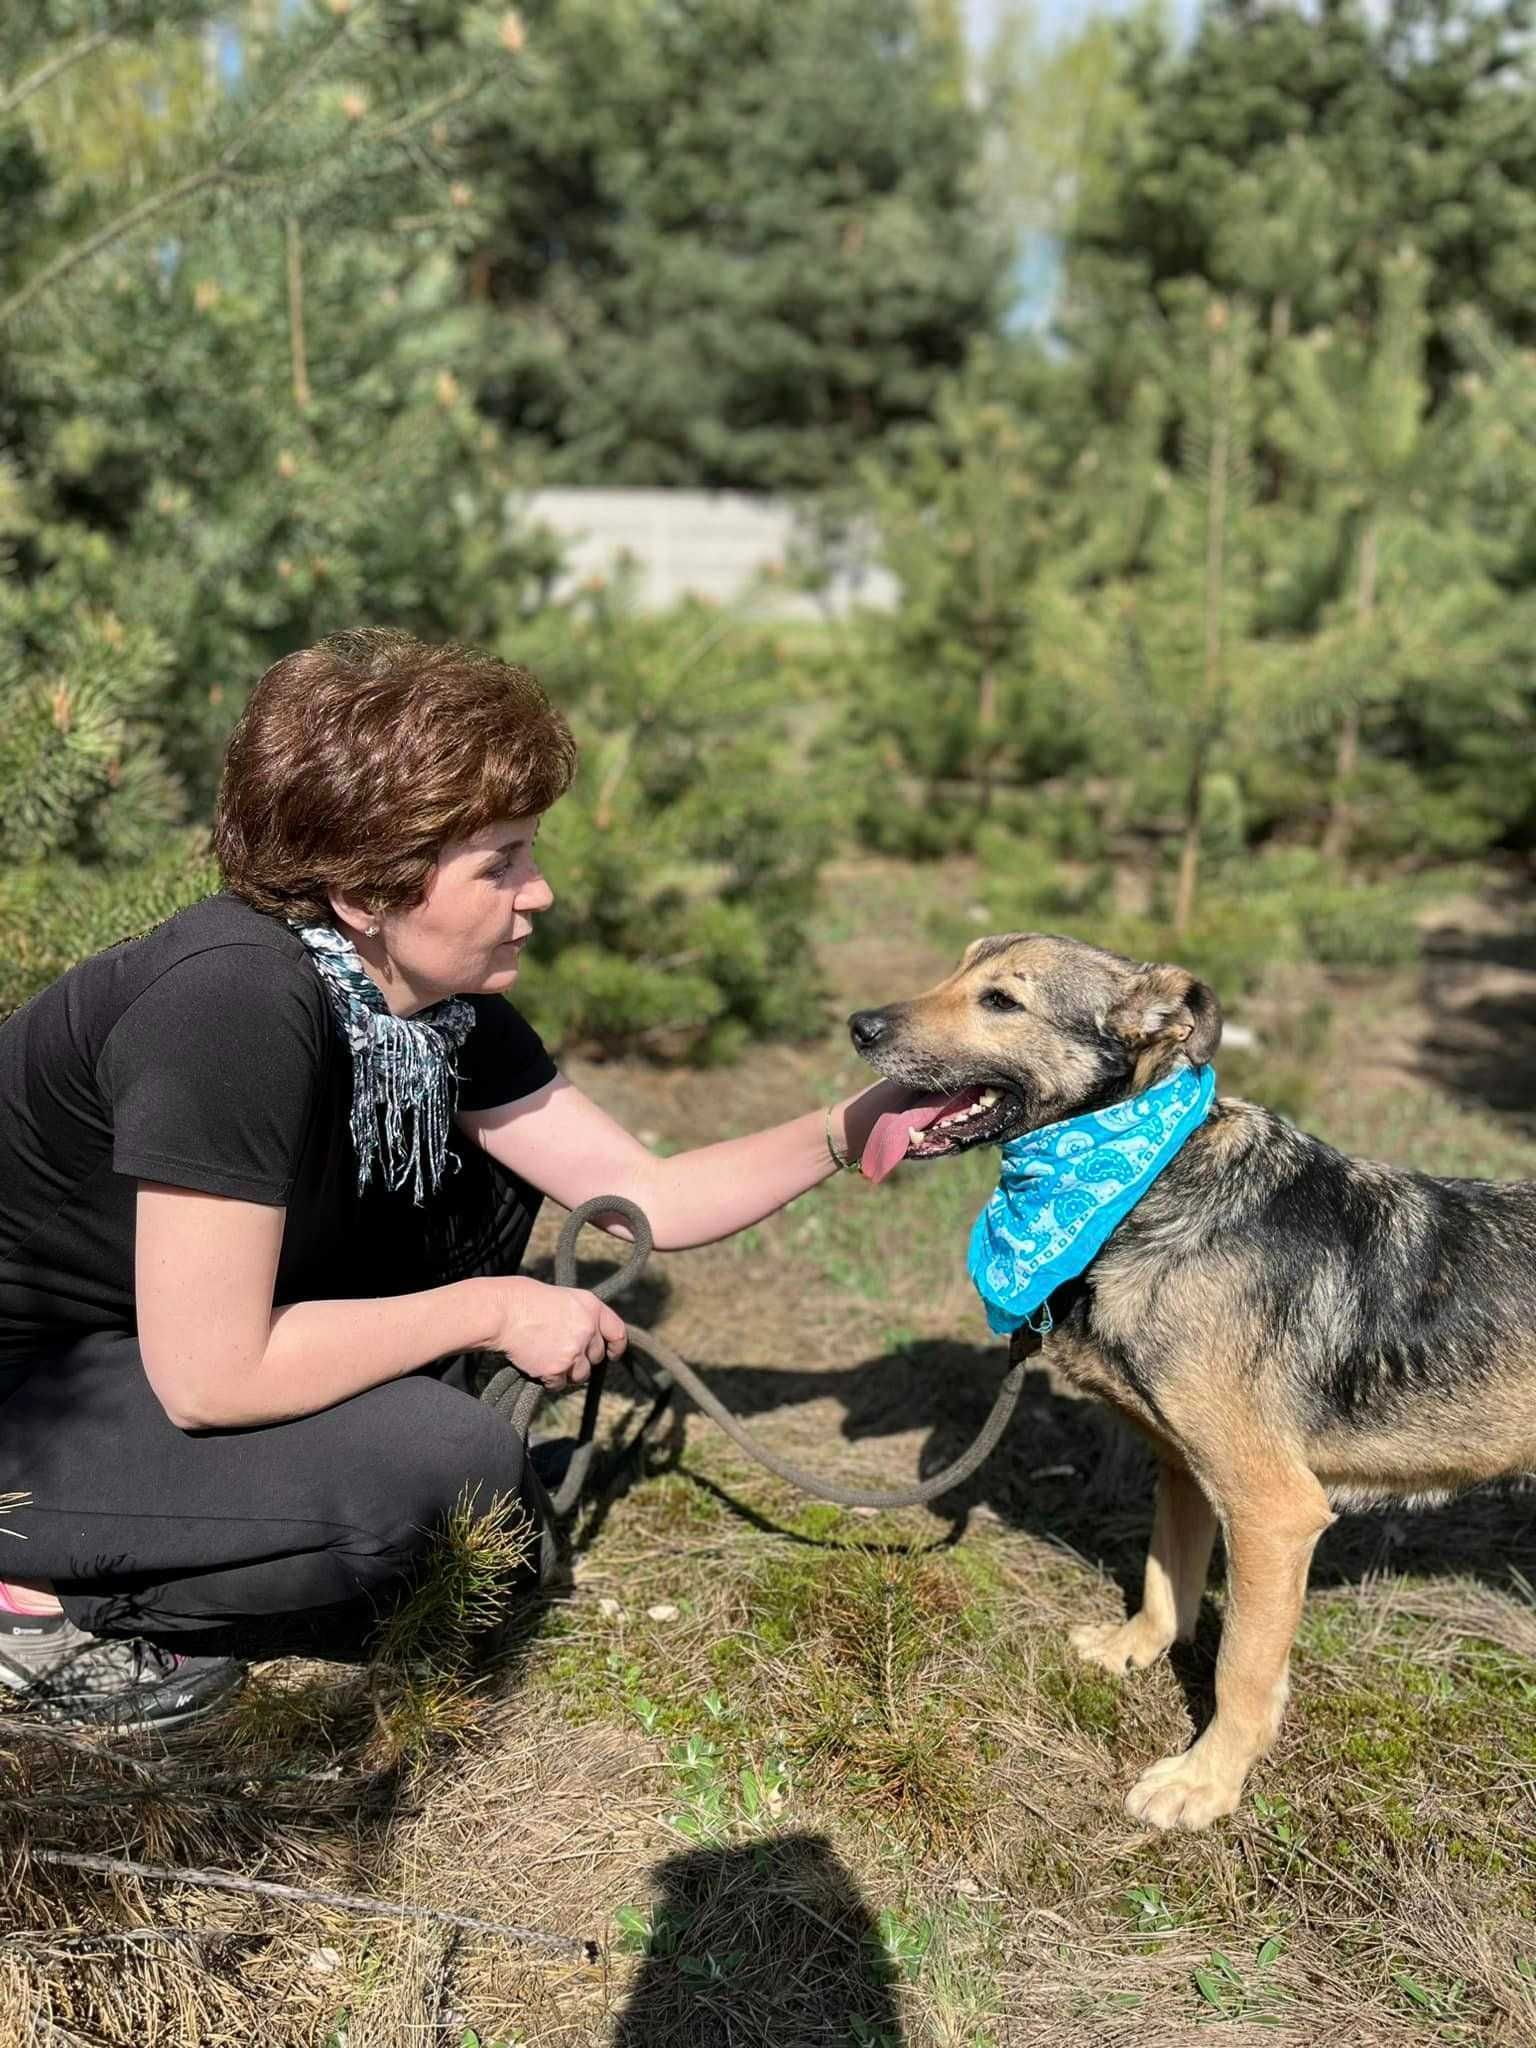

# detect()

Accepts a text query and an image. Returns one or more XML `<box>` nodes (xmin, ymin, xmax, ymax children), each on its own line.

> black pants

<box><xmin>0</xmin><ymin>1150</ymin><xmax>551</xmax><ymax>1655</ymax></box>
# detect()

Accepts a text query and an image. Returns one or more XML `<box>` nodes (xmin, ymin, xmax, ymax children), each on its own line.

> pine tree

<box><xmin>501</xmin><ymin>592</ymin><xmax>840</xmax><ymax>1059</ymax></box>
<box><xmin>848</xmin><ymin>343</ymin><xmax>1097</xmax><ymax>847</ymax></box>
<box><xmin>1163</xmin><ymin>291</ymin><xmax>1259</xmax><ymax>931</ymax></box>
<box><xmin>1</xmin><ymin>1</ymin><xmax>545</xmax><ymax>864</ymax></box>
<box><xmin>1088</xmin><ymin>287</ymin><xmax>1269</xmax><ymax>931</ymax></box>
<box><xmin>463</xmin><ymin>0</ymin><xmax>1008</xmax><ymax>490</ymax></box>
<box><xmin>1422</xmin><ymin>305</ymin><xmax>1536</xmax><ymax>855</ymax></box>
<box><xmin>1059</xmin><ymin>2</ymin><xmax>1536</xmax><ymax>879</ymax></box>
<box><xmin>0</xmin><ymin>595</ymin><xmax>183</xmax><ymax>868</ymax></box>
<box><xmin>1065</xmin><ymin>0</ymin><xmax>1536</xmax><ymax>381</ymax></box>
<box><xmin>1269</xmin><ymin>247</ymin><xmax>1485</xmax><ymax>864</ymax></box>
<box><xmin>1</xmin><ymin>8</ymin><xmax>857</xmax><ymax>1050</ymax></box>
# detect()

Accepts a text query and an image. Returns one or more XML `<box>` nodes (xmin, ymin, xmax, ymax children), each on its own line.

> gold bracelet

<box><xmin>824</xmin><ymin>1104</ymin><xmax>856</xmax><ymax>1172</ymax></box>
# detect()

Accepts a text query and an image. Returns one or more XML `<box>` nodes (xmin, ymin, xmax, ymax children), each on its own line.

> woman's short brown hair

<box><xmin>214</xmin><ymin>628</ymin><xmax>578</xmax><ymax>923</ymax></box>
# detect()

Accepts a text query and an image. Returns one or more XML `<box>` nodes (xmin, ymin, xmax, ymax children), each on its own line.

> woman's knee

<box><xmin>324</xmin><ymin>1374</ymin><xmax>533</xmax><ymax>1556</ymax></box>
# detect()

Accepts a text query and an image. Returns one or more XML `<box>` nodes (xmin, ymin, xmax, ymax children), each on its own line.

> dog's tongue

<box><xmin>861</xmin><ymin>1090</ymin><xmax>977</xmax><ymax>1185</ymax></box>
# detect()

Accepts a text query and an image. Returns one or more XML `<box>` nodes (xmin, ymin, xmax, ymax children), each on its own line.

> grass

<box><xmin>5</xmin><ymin>856</ymin><xmax>1536</xmax><ymax>2044</ymax></box>
<box><xmin>496</xmin><ymin>1442</ymin><xmax>1536</xmax><ymax>2045</ymax></box>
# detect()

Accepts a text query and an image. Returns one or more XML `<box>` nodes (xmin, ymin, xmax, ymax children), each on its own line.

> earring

<box><xmin>365</xmin><ymin>923</ymin><xmax>380</xmax><ymax>937</ymax></box>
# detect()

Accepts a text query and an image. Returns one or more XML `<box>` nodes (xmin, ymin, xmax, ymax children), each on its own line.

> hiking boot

<box><xmin>0</xmin><ymin>1612</ymin><xmax>245</xmax><ymax>1731</ymax></box>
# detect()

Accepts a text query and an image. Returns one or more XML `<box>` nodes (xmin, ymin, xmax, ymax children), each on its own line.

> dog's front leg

<box><xmin>1071</xmin><ymin>1458</ymin><xmax>1216</xmax><ymax>1675</ymax></box>
<box><xmin>1126</xmin><ymin>1464</ymin><xmax>1334</xmax><ymax>1831</ymax></box>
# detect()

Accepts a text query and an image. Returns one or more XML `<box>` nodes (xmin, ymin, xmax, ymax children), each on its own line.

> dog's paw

<box><xmin>1124</xmin><ymin>1740</ymin><xmax>1245</xmax><ymax>1831</ymax></box>
<box><xmin>1069</xmin><ymin>1616</ymin><xmax>1172</xmax><ymax>1677</ymax></box>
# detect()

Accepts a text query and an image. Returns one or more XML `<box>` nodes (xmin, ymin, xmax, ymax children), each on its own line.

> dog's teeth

<box><xmin>919</xmin><ymin>1094</ymin><xmax>1001</xmax><ymax>1145</ymax></box>
<box><xmin>934</xmin><ymin>1102</ymin><xmax>990</xmax><ymax>1132</ymax></box>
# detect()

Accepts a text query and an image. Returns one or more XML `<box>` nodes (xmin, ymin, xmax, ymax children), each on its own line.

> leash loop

<box><xmin>553</xmin><ymin>1195</ymin><xmax>653</xmax><ymax>1300</ymax></box>
<box><xmin>485</xmin><ymin>1195</ymin><xmax>1025</xmax><ymax>1518</ymax></box>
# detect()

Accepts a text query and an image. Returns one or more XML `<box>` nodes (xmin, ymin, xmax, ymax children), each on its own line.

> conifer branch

<box><xmin>372</xmin><ymin>77</ymin><xmax>489</xmax><ymax>146</ymax></box>
<box><xmin>28</xmin><ymin>1848</ymin><xmax>598</xmax><ymax>1959</ymax></box>
<box><xmin>285</xmin><ymin>216</ymin><xmax>310</xmax><ymax>411</ymax></box>
<box><xmin>0</xmin><ymin>1716</ymin><xmax>169</xmax><ymax>1781</ymax></box>
<box><xmin>0</xmin><ymin>164</ymin><xmax>218</xmax><ymax>326</ymax></box>
<box><xmin>0</xmin><ymin>11</ymin><xmax>364</xmax><ymax>329</ymax></box>
<box><xmin>0</xmin><ymin>27</ymin><xmax>115</xmax><ymax>123</ymax></box>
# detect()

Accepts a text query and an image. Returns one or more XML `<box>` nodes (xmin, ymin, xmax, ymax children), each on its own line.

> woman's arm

<box><xmin>134</xmin><ymin>1184</ymin><xmax>617</xmax><ymax>1427</ymax></box>
<box><xmin>457</xmin><ymin>1074</ymin><xmax>909</xmax><ymax>1251</ymax></box>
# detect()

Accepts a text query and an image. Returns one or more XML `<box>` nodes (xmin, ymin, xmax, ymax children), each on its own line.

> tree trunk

<box><xmin>1176</xmin><ymin>319</ymin><xmax>1231</xmax><ymax>936</ymax></box>
<box><xmin>973</xmin><ymin>510</ymin><xmax>1000</xmax><ymax>814</ymax></box>
<box><xmin>1173</xmin><ymin>755</ymin><xmax>1204</xmax><ymax>936</ymax></box>
<box><xmin>285</xmin><ymin>216</ymin><xmax>311</xmax><ymax>412</ymax></box>
<box><xmin>1322</xmin><ymin>517</ymin><xmax>1377</xmax><ymax>866</ymax></box>
<box><xmin>976</xmin><ymin>663</ymin><xmax>998</xmax><ymax>816</ymax></box>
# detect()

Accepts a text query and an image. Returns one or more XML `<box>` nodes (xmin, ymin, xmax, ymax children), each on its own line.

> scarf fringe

<box><xmin>289</xmin><ymin>922</ymin><xmax>476</xmax><ymax>1205</ymax></box>
<box><xmin>349</xmin><ymin>1023</ymin><xmax>463</xmax><ymax>1205</ymax></box>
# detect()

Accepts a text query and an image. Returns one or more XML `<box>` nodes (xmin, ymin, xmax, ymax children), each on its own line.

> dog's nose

<box><xmin>848</xmin><ymin>1009</ymin><xmax>890</xmax><ymax>1051</ymax></box>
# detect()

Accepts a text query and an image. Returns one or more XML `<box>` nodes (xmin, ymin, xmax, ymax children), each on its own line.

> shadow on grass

<box><xmin>1415</xmin><ymin>881</ymin><xmax>1536</xmax><ymax>1128</ymax></box>
<box><xmin>612</xmin><ymin>1832</ymin><xmax>902</xmax><ymax>2048</ymax></box>
<box><xmin>656</xmin><ymin>1336</ymin><xmax>1536</xmax><ymax>1726</ymax></box>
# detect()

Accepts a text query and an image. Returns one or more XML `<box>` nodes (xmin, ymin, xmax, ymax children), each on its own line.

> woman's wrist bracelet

<box><xmin>824</xmin><ymin>1104</ymin><xmax>858</xmax><ymax>1173</ymax></box>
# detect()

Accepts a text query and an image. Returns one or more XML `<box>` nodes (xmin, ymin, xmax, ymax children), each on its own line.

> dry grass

<box><xmin>5</xmin><ymin>1414</ymin><xmax>1535</xmax><ymax>2043</ymax></box>
<box><xmin>5</xmin><ymin>862</ymin><xmax>1536</xmax><ymax>2044</ymax></box>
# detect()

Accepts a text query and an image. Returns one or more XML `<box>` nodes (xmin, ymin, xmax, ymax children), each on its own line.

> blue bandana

<box><xmin>967</xmin><ymin>1064</ymin><xmax>1217</xmax><ymax>1337</ymax></box>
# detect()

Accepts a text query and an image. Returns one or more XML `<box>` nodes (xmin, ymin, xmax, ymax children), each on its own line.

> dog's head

<box><xmin>849</xmin><ymin>932</ymin><xmax>1222</xmax><ymax>1182</ymax></box>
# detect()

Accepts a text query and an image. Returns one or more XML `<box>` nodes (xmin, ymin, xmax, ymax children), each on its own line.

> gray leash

<box><xmin>481</xmin><ymin>1196</ymin><xmax>1027</xmax><ymax>1517</ymax></box>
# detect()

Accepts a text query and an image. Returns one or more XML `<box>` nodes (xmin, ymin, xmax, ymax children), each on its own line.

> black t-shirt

<box><xmin>0</xmin><ymin>892</ymin><xmax>557</xmax><ymax>1375</ymax></box>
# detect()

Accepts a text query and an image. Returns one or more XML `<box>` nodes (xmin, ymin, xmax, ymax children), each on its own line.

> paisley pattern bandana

<box><xmin>967</xmin><ymin>1063</ymin><xmax>1217</xmax><ymax>1338</ymax></box>
<box><xmin>288</xmin><ymin>920</ymin><xmax>476</xmax><ymax>1205</ymax></box>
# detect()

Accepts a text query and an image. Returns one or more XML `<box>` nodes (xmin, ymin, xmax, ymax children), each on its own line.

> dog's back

<box><xmin>1074</xmin><ymin>1098</ymin><xmax>1536</xmax><ymax>1504</ymax></box>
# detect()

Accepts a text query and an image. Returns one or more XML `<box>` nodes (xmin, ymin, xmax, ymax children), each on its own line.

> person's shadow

<box><xmin>612</xmin><ymin>1832</ymin><xmax>903</xmax><ymax>2047</ymax></box>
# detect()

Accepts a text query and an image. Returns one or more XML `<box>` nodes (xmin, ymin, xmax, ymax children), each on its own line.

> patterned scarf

<box><xmin>967</xmin><ymin>1063</ymin><xmax>1217</xmax><ymax>1338</ymax></box>
<box><xmin>288</xmin><ymin>921</ymin><xmax>476</xmax><ymax>1205</ymax></box>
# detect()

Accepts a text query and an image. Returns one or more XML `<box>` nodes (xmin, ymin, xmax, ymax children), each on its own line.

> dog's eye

<box><xmin>980</xmin><ymin>986</ymin><xmax>1023</xmax><ymax>1012</ymax></box>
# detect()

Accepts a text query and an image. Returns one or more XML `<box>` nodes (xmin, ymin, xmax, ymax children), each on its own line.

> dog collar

<box><xmin>967</xmin><ymin>1064</ymin><xmax>1217</xmax><ymax>1338</ymax></box>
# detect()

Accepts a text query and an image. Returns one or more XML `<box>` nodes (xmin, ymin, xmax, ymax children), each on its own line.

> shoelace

<box><xmin>33</xmin><ymin>1634</ymin><xmax>184</xmax><ymax>1697</ymax></box>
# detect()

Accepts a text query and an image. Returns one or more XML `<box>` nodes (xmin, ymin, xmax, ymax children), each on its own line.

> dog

<box><xmin>848</xmin><ymin>932</ymin><xmax>1536</xmax><ymax>1830</ymax></box>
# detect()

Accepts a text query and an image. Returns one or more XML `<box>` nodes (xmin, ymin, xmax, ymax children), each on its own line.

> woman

<box><xmin>0</xmin><ymin>628</ymin><xmax>905</xmax><ymax>1729</ymax></box>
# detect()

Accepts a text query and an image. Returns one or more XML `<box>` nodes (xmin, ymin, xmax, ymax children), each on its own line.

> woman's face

<box><xmin>362</xmin><ymin>812</ymin><xmax>554</xmax><ymax>1016</ymax></box>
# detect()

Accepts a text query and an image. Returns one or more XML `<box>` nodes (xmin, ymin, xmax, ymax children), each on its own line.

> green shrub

<box><xmin>1099</xmin><ymin>901</ymin><xmax>1307</xmax><ymax>996</ymax></box>
<box><xmin>503</xmin><ymin>596</ymin><xmax>839</xmax><ymax>1059</ymax></box>
<box><xmin>954</xmin><ymin>832</ymin><xmax>1446</xmax><ymax>1001</ymax></box>
<box><xmin>0</xmin><ymin>830</ymin><xmax>220</xmax><ymax>1020</ymax></box>
<box><xmin>857</xmin><ymin>785</ymin><xmax>980</xmax><ymax>861</ymax></box>
<box><xmin>1218</xmin><ymin>849</ymin><xmax>1455</xmax><ymax>973</ymax></box>
<box><xmin>973</xmin><ymin>823</ymin><xmax>1114</xmax><ymax>928</ymax></box>
<box><xmin>1294</xmin><ymin>889</ymin><xmax>1421</xmax><ymax>969</ymax></box>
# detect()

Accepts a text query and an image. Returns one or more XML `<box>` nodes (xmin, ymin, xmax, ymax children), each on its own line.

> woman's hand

<box><xmin>832</xmin><ymin>1078</ymin><xmax>919</xmax><ymax>1172</ymax></box>
<box><xmin>476</xmin><ymin>1276</ymin><xmax>628</xmax><ymax>1391</ymax></box>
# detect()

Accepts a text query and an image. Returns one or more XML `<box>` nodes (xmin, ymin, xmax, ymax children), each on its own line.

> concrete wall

<box><xmin>512</xmin><ymin>487</ymin><xmax>897</xmax><ymax>619</ymax></box>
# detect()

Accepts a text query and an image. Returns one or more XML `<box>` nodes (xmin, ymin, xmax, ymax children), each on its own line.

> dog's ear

<box><xmin>1109</xmin><ymin>966</ymin><xmax>1223</xmax><ymax>1066</ymax></box>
